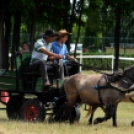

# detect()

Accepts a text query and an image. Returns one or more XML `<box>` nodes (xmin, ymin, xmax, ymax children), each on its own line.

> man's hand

<box><xmin>74</xmin><ymin>58</ymin><xmax>77</xmax><ymax>62</ymax></box>
<box><xmin>71</xmin><ymin>57</ymin><xmax>77</xmax><ymax>62</ymax></box>
<box><xmin>56</xmin><ymin>54</ymin><xmax>64</xmax><ymax>59</ymax></box>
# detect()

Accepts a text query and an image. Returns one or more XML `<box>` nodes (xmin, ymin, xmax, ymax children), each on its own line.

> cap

<box><xmin>43</xmin><ymin>29</ymin><xmax>57</xmax><ymax>38</ymax></box>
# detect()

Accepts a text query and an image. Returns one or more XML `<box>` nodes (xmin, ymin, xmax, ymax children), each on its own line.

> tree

<box><xmin>104</xmin><ymin>0</ymin><xmax>134</xmax><ymax>70</ymax></box>
<box><xmin>0</xmin><ymin>1</ymin><xmax>8</xmax><ymax>69</ymax></box>
<box><xmin>83</xmin><ymin>0</ymin><xmax>102</xmax><ymax>48</ymax></box>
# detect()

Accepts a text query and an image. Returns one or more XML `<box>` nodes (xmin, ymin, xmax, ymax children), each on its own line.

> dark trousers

<box><xmin>28</xmin><ymin>60</ymin><xmax>49</xmax><ymax>84</ymax></box>
<box><xmin>64</xmin><ymin>60</ymin><xmax>80</xmax><ymax>76</ymax></box>
<box><xmin>53</xmin><ymin>61</ymin><xmax>64</xmax><ymax>79</ymax></box>
<box><xmin>28</xmin><ymin>60</ymin><xmax>64</xmax><ymax>85</ymax></box>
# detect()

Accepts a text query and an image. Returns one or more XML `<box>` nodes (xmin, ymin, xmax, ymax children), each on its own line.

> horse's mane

<box><xmin>124</xmin><ymin>65</ymin><xmax>134</xmax><ymax>72</ymax></box>
<box><xmin>123</xmin><ymin>65</ymin><xmax>134</xmax><ymax>74</ymax></box>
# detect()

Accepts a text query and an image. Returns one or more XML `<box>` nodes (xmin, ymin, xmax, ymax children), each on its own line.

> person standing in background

<box><xmin>19</xmin><ymin>42</ymin><xmax>30</xmax><ymax>53</ymax></box>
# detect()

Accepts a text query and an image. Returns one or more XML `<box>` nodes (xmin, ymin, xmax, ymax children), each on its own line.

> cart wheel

<box><xmin>19</xmin><ymin>99</ymin><xmax>45</xmax><ymax>122</ymax></box>
<box><xmin>53</xmin><ymin>103</ymin><xmax>81</xmax><ymax>123</ymax></box>
<box><xmin>74</xmin><ymin>106</ymin><xmax>80</xmax><ymax>122</ymax></box>
<box><xmin>6</xmin><ymin>96</ymin><xmax>23</xmax><ymax>120</ymax></box>
<box><xmin>129</xmin><ymin>97</ymin><xmax>134</xmax><ymax>103</ymax></box>
<box><xmin>47</xmin><ymin>116</ymin><xmax>54</xmax><ymax>123</ymax></box>
<box><xmin>71</xmin><ymin>106</ymin><xmax>80</xmax><ymax>122</ymax></box>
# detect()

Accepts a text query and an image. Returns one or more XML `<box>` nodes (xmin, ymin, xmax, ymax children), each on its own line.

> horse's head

<box><xmin>122</xmin><ymin>65</ymin><xmax>134</xmax><ymax>86</ymax></box>
<box><xmin>123</xmin><ymin>65</ymin><xmax>134</xmax><ymax>77</ymax></box>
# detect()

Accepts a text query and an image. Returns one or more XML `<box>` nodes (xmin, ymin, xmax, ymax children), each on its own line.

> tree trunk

<box><xmin>30</xmin><ymin>13</ymin><xmax>36</xmax><ymax>51</ymax></box>
<box><xmin>114</xmin><ymin>4</ymin><xmax>121</xmax><ymax>71</ymax></box>
<box><xmin>68</xmin><ymin>0</ymin><xmax>76</xmax><ymax>51</ymax></box>
<box><xmin>11</xmin><ymin>11</ymin><xmax>21</xmax><ymax>70</ymax></box>
<box><xmin>4</xmin><ymin>9</ymin><xmax>11</xmax><ymax>70</ymax></box>
<box><xmin>0</xmin><ymin>1</ymin><xmax>5</xmax><ymax>68</ymax></box>
<box><xmin>62</xmin><ymin>0</ymin><xmax>70</xmax><ymax>50</ymax></box>
<box><xmin>74</xmin><ymin>0</ymin><xmax>83</xmax><ymax>58</ymax></box>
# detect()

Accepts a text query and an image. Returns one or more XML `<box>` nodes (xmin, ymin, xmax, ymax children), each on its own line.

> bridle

<box><xmin>121</xmin><ymin>69</ymin><xmax>134</xmax><ymax>87</ymax></box>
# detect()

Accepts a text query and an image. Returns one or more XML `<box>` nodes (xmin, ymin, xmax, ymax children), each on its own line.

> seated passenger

<box><xmin>19</xmin><ymin>42</ymin><xmax>30</xmax><ymax>53</ymax></box>
<box><xmin>29</xmin><ymin>29</ymin><xmax>63</xmax><ymax>87</ymax></box>
<box><xmin>52</xmin><ymin>29</ymin><xmax>80</xmax><ymax>77</ymax></box>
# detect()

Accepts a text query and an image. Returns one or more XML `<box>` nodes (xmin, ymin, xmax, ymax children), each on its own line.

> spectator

<box><xmin>19</xmin><ymin>42</ymin><xmax>30</xmax><ymax>53</ymax></box>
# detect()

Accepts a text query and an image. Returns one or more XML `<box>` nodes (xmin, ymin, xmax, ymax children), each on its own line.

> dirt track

<box><xmin>123</xmin><ymin>97</ymin><xmax>131</xmax><ymax>102</ymax></box>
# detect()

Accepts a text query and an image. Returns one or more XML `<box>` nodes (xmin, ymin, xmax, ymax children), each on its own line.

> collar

<box><xmin>54</xmin><ymin>41</ymin><xmax>64</xmax><ymax>47</ymax></box>
<box><xmin>42</xmin><ymin>38</ymin><xmax>48</xmax><ymax>45</ymax></box>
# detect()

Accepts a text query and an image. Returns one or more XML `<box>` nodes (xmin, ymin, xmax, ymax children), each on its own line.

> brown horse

<box><xmin>62</xmin><ymin>67</ymin><xmax>134</xmax><ymax>126</ymax></box>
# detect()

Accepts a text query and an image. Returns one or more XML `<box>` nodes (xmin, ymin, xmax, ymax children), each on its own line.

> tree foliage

<box><xmin>0</xmin><ymin>0</ymin><xmax>134</xmax><ymax>69</ymax></box>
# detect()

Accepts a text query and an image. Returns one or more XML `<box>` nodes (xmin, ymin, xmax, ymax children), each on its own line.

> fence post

<box><xmin>112</xmin><ymin>55</ymin><xmax>114</xmax><ymax>73</ymax></box>
<box><xmin>79</xmin><ymin>52</ymin><xmax>82</xmax><ymax>72</ymax></box>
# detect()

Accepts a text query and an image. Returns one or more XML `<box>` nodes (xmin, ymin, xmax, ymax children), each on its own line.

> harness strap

<box><xmin>96</xmin><ymin>74</ymin><xmax>108</xmax><ymax>105</ymax></box>
<box><xmin>95</xmin><ymin>85</ymin><xmax>103</xmax><ymax>105</ymax></box>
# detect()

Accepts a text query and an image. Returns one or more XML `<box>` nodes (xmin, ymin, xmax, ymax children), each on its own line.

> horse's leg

<box><xmin>112</xmin><ymin>104</ymin><xmax>118</xmax><ymax>127</ymax></box>
<box><xmin>94</xmin><ymin>105</ymin><xmax>114</xmax><ymax>125</ymax></box>
<box><xmin>88</xmin><ymin>106</ymin><xmax>98</xmax><ymax>125</ymax></box>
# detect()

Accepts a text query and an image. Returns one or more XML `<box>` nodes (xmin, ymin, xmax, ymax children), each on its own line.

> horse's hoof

<box><xmin>93</xmin><ymin>119</ymin><xmax>98</xmax><ymax>124</ymax></box>
<box><xmin>131</xmin><ymin>121</ymin><xmax>134</xmax><ymax>126</ymax></box>
<box><xmin>94</xmin><ymin>118</ymin><xmax>103</xmax><ymax>124</ymax></box>
<box><xmin>88</xmin><ymin>122</ymin><xmax>92</xmax><ymax>126</ymax></box>
<box><xmin>70</xmin><ymin>122</ymin><xmax>74</xmax><ymax>125</ymax></box>
<box><xmin>113</xmin><ymin>124</ymin><xmax>117</xmax><ymax>127</ymax></box>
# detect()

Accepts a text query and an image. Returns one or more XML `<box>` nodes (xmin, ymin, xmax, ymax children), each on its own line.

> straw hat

<box><xmin>57</xmin><ymin>29</ymin><xmax>72</xmax><ymax>37</ymax></box>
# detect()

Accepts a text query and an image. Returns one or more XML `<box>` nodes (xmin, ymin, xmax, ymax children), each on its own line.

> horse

<box><xmin>58</xmin><ymin>66</ymin><xmax>134</xmax><ymax>126</ymax></box>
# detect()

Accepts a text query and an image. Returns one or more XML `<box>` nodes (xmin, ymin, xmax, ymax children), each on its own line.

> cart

<box><xmin>0</xmin><ymin>53</ymin><xmax>80</xmax><ymax>122</ymax></box>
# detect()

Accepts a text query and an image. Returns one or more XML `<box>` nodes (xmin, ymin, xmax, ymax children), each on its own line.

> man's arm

<box><xmin>40</xmin><ymin>48</ymin><xmax>63</xmax><ymax>59</ymax></box>
<box><xmin>66</xmin><ymin>54</ymin><xmax>77</xmax><ymax>61</ymax></box>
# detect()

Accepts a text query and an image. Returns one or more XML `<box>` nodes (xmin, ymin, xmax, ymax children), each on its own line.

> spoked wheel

<box><xmin>6</xmin><ymin>95</ymin><xmax>23</xmax><ymax>120</ymax></box>
<box><xmin>47</xmin><ymin>115</ymin><xmax>55</xmax><ymax>123</ymax></box>
<box><xmin>73</xmin><ymin>106</ymin><xmax>80</xmax><ymax>122</ymax></box>
<box><xmin>19</xmin><ymin>99</ymin><xmax>45</xmax><ymax>122</ymax></box>
<box><xmin>53</xmin><ymin>104</ymin><xmax>81</xmax><ymax>123</ymax></box>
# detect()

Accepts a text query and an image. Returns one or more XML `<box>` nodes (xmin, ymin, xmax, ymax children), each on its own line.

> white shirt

<box><xmin>31</xmin><ymin>38</ymin><xmax>52</xmax><ymax>62</ymax></box>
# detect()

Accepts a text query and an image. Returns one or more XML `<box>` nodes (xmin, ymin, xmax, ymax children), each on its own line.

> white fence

<box><xmin>9</xmin><ymin>53</ymin><xmax>134</xmax><ymax>73</ymax></box>
<box><xmin>76</xmin><ymin>53</ymin><xmax>134</xmax><ymax>73</ymax></box>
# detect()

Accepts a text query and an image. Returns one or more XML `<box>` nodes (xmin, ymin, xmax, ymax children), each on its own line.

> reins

<box><xmin>66</xmin><ymin>62</ymin><xmax>114</xmax><ymax>76</ymax></box>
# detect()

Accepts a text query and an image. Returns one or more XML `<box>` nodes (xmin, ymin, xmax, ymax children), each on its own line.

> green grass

<box><xmin>0</xmin><ymin>70</ymin><xmax>132</xmax><ymax>133</ymax></box>
<box><xmin>0</xmin><ymin>102</ymin><xmax>134</xmax><ymax>134</ymax></box>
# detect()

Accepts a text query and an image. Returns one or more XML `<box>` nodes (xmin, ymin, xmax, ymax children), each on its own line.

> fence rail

<box><xmin>76</xmin><ymin>53</ymin><xmax>134</xmax><ymax>73</ymax></box>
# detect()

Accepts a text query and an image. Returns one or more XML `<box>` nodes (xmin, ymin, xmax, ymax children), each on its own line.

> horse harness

<box><xmin>95</xmin><ymin>73</ymin><xmax>134</xmax><ymax>105</ymax></box>
<box><xmin>94</xmin><ymin>74</ymin><xmax>110</xmax><ymax>105</ymax></box>
<box><xmin>93</xmin><ymin>74</ymin><xmax>125</xmax><ymax>105</ymax></box>
<box><xmin>121</xmin><ymin>74</ymin><xmax>134</xmax><ymax>87</ymax></box>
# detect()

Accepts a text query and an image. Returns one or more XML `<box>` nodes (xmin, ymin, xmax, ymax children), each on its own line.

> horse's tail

<box><xmin>85</xmin><ymin>106</ymin><xmax>92</xmax><ymax>118</ymax></box>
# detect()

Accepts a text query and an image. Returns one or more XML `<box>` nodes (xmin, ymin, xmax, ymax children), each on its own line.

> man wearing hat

<box><xmin>30</xmin><ymin>29</ymin><xmax>63</xmax><ymax>87</ymax></box>
<box><xmin>52</xmin><ymin>29</ymin><xmax>80</xmax><ymax>77</ymax></box>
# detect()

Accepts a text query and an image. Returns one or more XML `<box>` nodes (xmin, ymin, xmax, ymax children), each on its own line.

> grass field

<box><xmin>0</xmin><ymin>70</ymin><xmax>133</xmax><ymax>134</ymax></box>
<box><xmin>0</xmin><ymin>102</ymin><xmax>134</xmax><ymax>134</ymax></box>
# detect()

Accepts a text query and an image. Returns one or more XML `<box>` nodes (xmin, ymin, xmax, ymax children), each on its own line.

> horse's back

<box><xmin>64</xmin><ymin>74</ymin><xmax>103</xmax><ymax>89</ymax></box>
<box><xmin>64</xmin><ymin>73</ymin><xmax>124</xmax><ymax>106</ymax></box>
